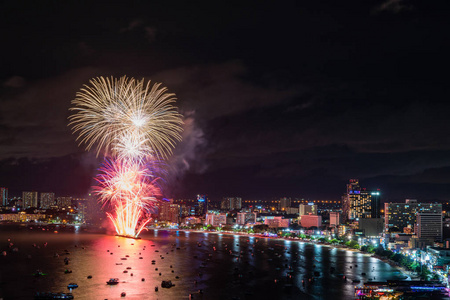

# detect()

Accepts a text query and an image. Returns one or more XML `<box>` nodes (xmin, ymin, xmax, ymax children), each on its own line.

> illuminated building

<box><xmin>221</xmin><ymin>197</ymin><xmax>242</xmax><ymax>211</ymax></box>
<box><xmin>0</xmin><ymin>212</ymin><xmax>45</xmax><ymax>222</ymax></box>
<box><xmin>236</xmin><ymin>212</ymin><xmax>257</xmax><ymax>225</ymax></box>
<box><xmin>370</xmin><ymin>190</ymin><xmax>381</xmax><ymax>218</ymax></box>
<box><xmin>158</xmin><ymin>200</ymin><xmax>180</xmax><ymax>223</ymax></box>
<box><xmin>300</xmin><ymin>215</ymin><xmax>322</xmax><ymax>228</ymax></box>
<box><xmin>184</xmin><ymin>216</ymin><xmax>202</xmax><ymax>225</ymax></box>
<box><xmin>1</xmin><ymin>187</ymin><xmax>8</xmax><ymax>206</ymax></box>
<box><xmin>196</xmin><ymin>195</ymin><xmax>208</xmax><ymax>215</ymax></box>
<box><xmin>329</xmin><ymin>211</ymin><xmax>341</xmax><ymax>227</ymax></box>
<box><xmin>416</xmin><ymin>212</ymin><xmax>442</xmax><ymax>242</ymax></box>
<box><xmin>179</xmin><ymin>203</ymin><xmax>191</xmax><ymax>217</ymax></box>
<box><xmin>263</xmin><ymin>216</ymin><xmax>289</xmax><ymax>228</ymax></box>
<box><xmin>299</xmin><ymin>203</ymin><xmax>317</xmax><ymax>216</ymax></box>
<box><xmin>40</xmin><ymin>192</ymin><xmax>55</xmax><ymax>209</ymax></box>
<box><xmin>342</xmin><ymin>179</ymin><xmax>379</xmax><ymax>222</ymax></box>
<box><xmin>205</xmin><ymin>213</ymin><xmax>227</xmax><ymax>226</ymax></box>
<box><xmin>278</xmin><ymin>197</ymin><xmax>291</xmax><ymax>211</ymax></box>
<box><xmin>22</xmin><ymin>191</ymin><xmax>38</xmax><ymax>208</ymax></box>
<box><xmin>384</xmin><ymin>199</ymin><xmax>442</xmax><ymax>233</ymax></box>
<box><xmin>56</xmin><ymin>196</ymin><xmax>72</xmax><ymax>209</ymax></box>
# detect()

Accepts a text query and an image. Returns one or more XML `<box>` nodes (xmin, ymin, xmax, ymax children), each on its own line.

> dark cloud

<box><xmin>373</xmin><ymin>0</ymin><xmax>413</xmax><ymax>14</ymax></box>
<box><xmin>1</xmin><ymin>1</ymin><xmax>450</xmax><ymax>200</ymax></box>
<box><xmin>3</xmin><ymin>76</ymin><xmax>25</xmax><ymax>88</ymax></box>
<box><xmin>152</xmin><ymin>61</ymin><xmax>303</xmax><ymax>120</ymax></box>
<box><xmin>119</xmin><ymin>19</ymin><xmax>144</xmax><ymax>33</ymax></box>
<box><xmin>0</xmin><ymin>67</ymin><xmax>100</xmax><ymax>160</ymax></box>
<box><xmin>144</xmin><ymin>26</ymin><xmax>157</xmax><ymax>42</ymax></box>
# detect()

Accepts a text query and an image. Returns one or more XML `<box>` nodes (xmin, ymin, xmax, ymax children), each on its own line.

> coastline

<box><xmin>1</xmin><ymin>223</ymin><xmax>419</xmax><ymax>281</ymax></box>
<box><xmin>151</xmin><ymin>227</ymin><xmax>418</xmax><ymax>281</ymax></box>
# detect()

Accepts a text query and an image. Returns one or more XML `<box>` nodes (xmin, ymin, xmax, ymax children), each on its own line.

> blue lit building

<box><xmin>196</xmin><ymin>194</ymin><xmax>208</xmax><ymax>216</ymax></box>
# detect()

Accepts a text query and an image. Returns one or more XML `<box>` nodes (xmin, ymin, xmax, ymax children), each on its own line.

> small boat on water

<box><xmin>64</xmin><ymin>269</ymin><xmax>72</xmax><ymax>274</ymax></box>
<box><xmin>67</xmin><ymin>283</ymin><xmax>78</xmax><ymax>289</ymax></box>
<box><xmin>107</xmin><ymin>278</ymin><xmax>119</xmax><ymax>285</ymax></box>
<box><xmin>34</xmin><ymin>292</ymin><xmax>74</xmax><ymax>299</ymax></box>
<box><xmin>34</xmin><ymin>270</ymin><xmax>45</xmax><ymax>277</ymax></box>
<box><xmin>161</xmin><ymin>280</ymin><xmax>175</xmax><ymax>288</ymax></box>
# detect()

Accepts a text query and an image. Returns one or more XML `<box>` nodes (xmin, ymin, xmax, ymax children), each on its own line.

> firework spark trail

<box><xmin>70</xmin><ymin>76</ymin><xmax>182</xmax><ymax>237</ymax></box>
<box><xmin>69</xmin><ymin>76</ymin><xmax>183</xmax><ymax>160</ymax></box>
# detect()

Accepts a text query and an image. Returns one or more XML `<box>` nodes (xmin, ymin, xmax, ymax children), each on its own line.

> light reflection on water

<box><xmin>0</xmin><ymin>226</ymin><xmax>411</xmax><ymax>300</ymax></box>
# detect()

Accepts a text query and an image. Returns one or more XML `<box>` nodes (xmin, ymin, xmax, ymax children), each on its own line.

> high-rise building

<box><xmin>221</xmin><ymin>197</ymin><xmax>242</xmax><ymax>211</ymax></box>
<box><xmin>196</xmin><ymin>195</ymin><xmax>208</xmax><ymax>215</ymax></box>
<box><xmin>1</xmin><ymin>187</ymin><xmax>8</xmax><ymax>206</ymax></box>
<box><xmin>385</xmin><ymin>199</ymin><xmax>442</xmax><ymax>233</ymax></box>
<box><xmin>329</xmin><ymin>211</ymin><xmax>341</xmax><ymax>227</ymax></box>
<box><xmin>342</xmin><ymin>179</ymin><xmax>378</xmax><ymax>222</ymax></box>
<box><xmin>278</xmin><ymin>197</ymin><xmax>291</xmax><ymax>211</ymax></box>
<box><xmin>299</xmin><ymin>203</ymin><xmax>317</xmax><ymax>216</ymax></box>
<box><xmin>158</xmin><ymin>200</ymin><xmax>181</xmax><ymax>223</ymax></box>
<box><xmin>56</xmin><ymin>196</ymin><xmax>72</xmax><ymax>208</ymax></box>
<box><xmin>370</xmin><ymin>190</ymin><xmax>381</xmax><ymax>218</ymax></box>
<box><xmin>22</xmin><ymin>191</ymin><xmax>38</xmax><ymax>208</ymax></box>
<box><xmin>300</xmin><ymin>215</ymin><xmax>322</xmax><ymax>228</ymax></box>
<box><xmin>205</xmin><ymin>213</ymin><xmax>227</xmax><ymax>226</ymax></box>
<box><xmin>236</xmin><ymin>212</ymin><xmax>257</xmax><ymax>225</ymax></box>
<box><xmin>416</xmin><ymin>213</ymin><xmax>442</xmax><ymax>242</ymax></box>
<box><xmin>40</xmin><ymin>192</ymin><xmax>55</xmax><ymax>209</ymax></box>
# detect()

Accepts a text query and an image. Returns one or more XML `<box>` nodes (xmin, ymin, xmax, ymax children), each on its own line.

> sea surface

<box><xmin>0</xmin><ymin>224</ymin><xmax>412</xmax><ymax>300</ymax></box>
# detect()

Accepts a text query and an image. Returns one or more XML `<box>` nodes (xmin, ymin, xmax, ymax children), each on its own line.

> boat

<box><xmin>116</xmin><ymin>263</ymin><xmax>123</xmax><ymax>265</ymax></box>
<box><xmin>64</xmin><ymin>269</ymin><xmax>72</xmax><ymax>274</ymax></box>
<box><xmin>87</xmin><ymin>275</ymin><xmax>92</xmax><ymax>279</ymax></box>
<box><xmin>67</xmin><ymin>283</ymin><xmax>78</xmax><ymax>289</ymax></box>
<box><xmin>161</xmin><ymin>280</ymin><xmax>175</xmax><ymax>288</ymax></box>
<box><xmin>34</xmin><ymin>292</ymin><xmax>74</xmax><ymax>299</ymax></box>
<box><xmin>34</xmin><ymin>270</ymin><xmax>45</xmax><ymax>277</ymax></box>
<box><xmin>106</xmin><ymin>278</ymin><xmax>119</xmax><ymax>285</ymax></box>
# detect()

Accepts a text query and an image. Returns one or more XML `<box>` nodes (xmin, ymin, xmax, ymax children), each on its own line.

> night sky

<box><xmin>1</xmin><ymin>1</ymin><xmax>450</xmax><ymax>202</ymax></box>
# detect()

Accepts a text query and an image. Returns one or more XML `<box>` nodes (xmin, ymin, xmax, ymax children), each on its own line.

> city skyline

<box><xmin>1</xmin><ymin>2</ymin><xmax>450</xmax><ymax>201</ymax></box>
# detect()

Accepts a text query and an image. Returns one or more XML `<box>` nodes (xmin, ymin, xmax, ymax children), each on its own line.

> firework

<box><xmin>95</xmin><ymin>159</ymin><xmax>161</xmax><ymax>237</ymax></box>
<box><xmin>69</xmin><ymin>76</ymin><xmax>182</xmax><ymax>238</ymax></box>
<box><xmin>69</xmin><ymin>76</ymin><xmax>183</xmax><ymax>160</ymax></box>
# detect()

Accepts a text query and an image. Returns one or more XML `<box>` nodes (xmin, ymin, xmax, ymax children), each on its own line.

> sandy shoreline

<box><xmin>151</xmin><ymin>227</ymin><xmax>416</xmax><ymax>280</ymax></box>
